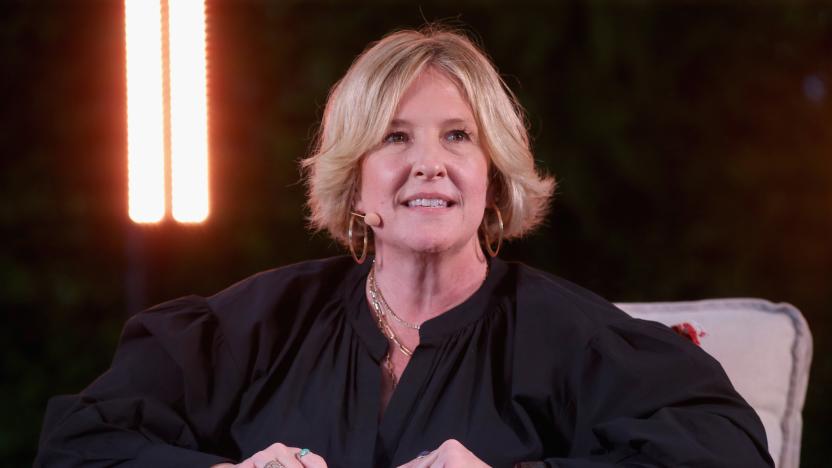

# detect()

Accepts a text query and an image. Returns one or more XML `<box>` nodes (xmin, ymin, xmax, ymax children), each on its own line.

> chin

<box><xmin>406</xmin><ymin>240</ymin><xmax>452</xmax><ymax>255</ymax></box>
<box><xmin>380</xmin><ymin>225</ymin><xmax>479</xmax><ymax>256</ymax></box>
<box><xmin>402</xmin><ymin>233</ymin><xmax>472</xmax><ymax>256</ymax></box>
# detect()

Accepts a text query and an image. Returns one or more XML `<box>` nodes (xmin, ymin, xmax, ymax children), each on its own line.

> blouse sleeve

<box><xmin>543</xmin><ymin>318</ymin><xmax>774</xmax><ymax>468</ymax></box>
<box><xmin>35</xmin><ymin>296</ymin><xmax>243</xmax><ymax>467</ymax></box>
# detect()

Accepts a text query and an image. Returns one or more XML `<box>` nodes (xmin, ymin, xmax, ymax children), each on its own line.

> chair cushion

<box><xmin>617</xmin><ymin>299</ymin><xmax>812</xmax><ymax>468</ymax></box>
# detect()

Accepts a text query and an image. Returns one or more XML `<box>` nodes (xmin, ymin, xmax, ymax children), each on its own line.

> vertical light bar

<box><xmin>168</xmin><ymin>0</ymin><xmax>210</xmax><ymax>223</ymax></box>
<box><xmin>125</xmin><ymin>0</ymin><xmax>166</xmax><ymax>223</ymax></box>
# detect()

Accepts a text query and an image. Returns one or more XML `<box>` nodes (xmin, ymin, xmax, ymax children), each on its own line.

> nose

<box><xmin>411</xmin><ymin>141</ymin><xmax>447</xmax><ymax>180</ymax></box>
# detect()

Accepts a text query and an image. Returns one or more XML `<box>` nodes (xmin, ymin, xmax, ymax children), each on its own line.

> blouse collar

<box><xmin>343</xmin><ymin>256</ymin><xmax>509</xmax><ymax>358</ymax></box>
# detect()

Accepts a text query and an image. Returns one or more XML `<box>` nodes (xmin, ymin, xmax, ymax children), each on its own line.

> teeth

<box><xmin>408</xmin><ymin>198</ymin><xmax>448</xmax><ymax>208</ymax></box>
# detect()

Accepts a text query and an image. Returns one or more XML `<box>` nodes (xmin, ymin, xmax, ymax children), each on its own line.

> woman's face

<box><xmin>356</xmin><ymin>67</ymin><xmax>489</xmax><ymax>256</ymax></box>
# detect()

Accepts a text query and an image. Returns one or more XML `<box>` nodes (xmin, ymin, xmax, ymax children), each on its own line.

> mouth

<box><xmin>401</xmin><ymin>194</ymin><xmax>457</xmax><ymax>209</ymax></box>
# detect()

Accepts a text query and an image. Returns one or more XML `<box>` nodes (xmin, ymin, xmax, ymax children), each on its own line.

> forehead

<box><xmin>391</xmin><ymin>67</ymin><xmax>476</xmax><ymax>125</ymax></box>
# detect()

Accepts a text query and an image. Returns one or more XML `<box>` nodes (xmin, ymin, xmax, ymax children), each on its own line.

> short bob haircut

<box><xmin>302</xmin><ymin>25</ymin><xmax>555</xmax><ymax>248</ymax></box>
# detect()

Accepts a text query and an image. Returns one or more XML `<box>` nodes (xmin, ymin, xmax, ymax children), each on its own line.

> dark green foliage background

<box><xmin>2</xmin><ymin>1</ymin><xmax>830</xmax><ymax>466</ymax></box>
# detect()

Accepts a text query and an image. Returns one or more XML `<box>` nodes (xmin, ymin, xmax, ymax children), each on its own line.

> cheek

<box><xmin>355</xmin><ymin>159</ymin><xmax>377</xmax><ymax>210</ymax></box>
<box><xmin>467</xmin><ymin>159</ymin><xmax>490</xmax><ymax>205</ymax></box>
<box><xmin>358</xmin><ymin>157</ymin><xmax>407</xmax><ymax>207</ymax></box>
<box><xmin>357</xmin><ymin>165</ymin><xmax>372</xmax><ymax>202</ymax></box>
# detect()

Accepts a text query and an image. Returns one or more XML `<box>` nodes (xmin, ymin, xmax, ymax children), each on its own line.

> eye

<box><xmin>383</xmin><ymin>131</ymin><xmax>409</xmax><ymax>144</ymax></box>
<box><xmin>445</xmin><ymin>129</ymin><xmax>471</xmax><ymax>143</ymax></box>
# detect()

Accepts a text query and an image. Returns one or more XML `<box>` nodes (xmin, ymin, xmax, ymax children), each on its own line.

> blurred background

<box><xmin>2</xmin><ymin>0</ymin><xmax>830</xmax><ymax>466</ymax></box>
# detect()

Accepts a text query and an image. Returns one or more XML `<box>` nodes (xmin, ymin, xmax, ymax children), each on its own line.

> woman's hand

<box><xmin>211</xmin><ymin>443</ymin><xmax>327</xmax><ymax>468</ymax></box>
<box><xmin>397</xmin><ymin>439</ymin><xmax>490</xmax><ymax>468</ymax></box>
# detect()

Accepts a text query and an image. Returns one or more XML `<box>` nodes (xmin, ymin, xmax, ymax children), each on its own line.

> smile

<box><xmin>407</xmin><ymin>198</ymin><xmax>451</xmax><ymax>208</ymax></box>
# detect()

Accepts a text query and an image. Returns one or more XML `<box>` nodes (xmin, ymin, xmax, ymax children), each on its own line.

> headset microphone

<box><xmin>363</xmin><ymin>212</ymin><xmax>381</xmax><ymax>227</ymax></box>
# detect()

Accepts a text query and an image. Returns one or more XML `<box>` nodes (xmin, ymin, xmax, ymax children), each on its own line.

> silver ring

<box><xmin>417</xmin><ymin>450</ymin><xmax>431</xmax><ymax>458</ymax></box>
<box><xmin>264</xmin><ymin>460</ymin><xmax>286</xmax><ymax>468</ymax></box>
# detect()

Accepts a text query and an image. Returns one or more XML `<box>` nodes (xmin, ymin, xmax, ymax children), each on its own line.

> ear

<box><xmin>486</xmin><ymin>168</ymin><xmax>500</xmax><ymax>206</ymax></box>
<box><xmin>352</xmin><ymin>180</ymin><xmax>364</xmax><ymax>212</ymax></box>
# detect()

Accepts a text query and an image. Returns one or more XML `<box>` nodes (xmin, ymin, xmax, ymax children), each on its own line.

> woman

<box><xmin>36</xmin><ymin>26</ymin><xmax>773</xmax><ymax>468</ymax></box>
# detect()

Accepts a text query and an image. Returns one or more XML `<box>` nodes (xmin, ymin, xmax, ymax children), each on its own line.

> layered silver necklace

<box><xmin>367</xmin><ymin>265</ymin><xmax>416</xmax><ymax>389</ymax></box>
<box><xmin>366</xmin><ymin>261</ymin><xmax>489</xmax><ymax>390</ymax></box>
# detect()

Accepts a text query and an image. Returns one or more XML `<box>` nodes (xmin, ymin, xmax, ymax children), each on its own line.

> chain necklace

<box><xmin>367</xmin><ymin>267</ymin><xmax>413</xmax><ymax>390</ymax></box>
<box><xmin>367</xmin><ymin>267</ymin><xmax>413</xmax><ymax>356</ymax></box>
<box><xmin>370</xmin><ymin>264</ymin><xmax>421</xmax><ymax>330</ymax></box>
<box><xmin>366</xmin><ymin>261</ymin><xmax>490</xmax><ymax>390</ymax></box>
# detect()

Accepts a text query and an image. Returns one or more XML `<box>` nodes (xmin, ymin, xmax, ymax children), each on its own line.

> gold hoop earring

<box><xmin>348</xmin><ymin>211</ymin><xmax>369</xmax><ymax>264</ymax></box>
<box><xmin>482</xmin><ymin>206</ymin><xmax>504</xmax><ymax>258</ymax></box>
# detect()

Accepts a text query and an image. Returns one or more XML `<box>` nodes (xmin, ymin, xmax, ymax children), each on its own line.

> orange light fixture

<box><xmin>169</xmin><ymin>0</ymin><xmax>210</xmax><ymax>223</ymax></box>
<box><xmin>125</xmin><ymin>0</ymin><xmax>165</xmax><ymax>223</ymax></box>
<box><xmin>125</xmin><ymin>0</ymin><xmax>210</xmax><ymax>224</ymax></box>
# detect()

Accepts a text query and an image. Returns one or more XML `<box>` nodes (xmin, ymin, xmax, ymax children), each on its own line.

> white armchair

<box><xmin>618</xmin><ymin>299</ymin><xmax>813</xmax><ymax>468</ymax></box>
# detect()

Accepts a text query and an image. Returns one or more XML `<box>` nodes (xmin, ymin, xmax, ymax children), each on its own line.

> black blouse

<box><xmin>36</xmin><ymin>256</ymin><xmax>773</xmax><ymax>467</ymax></box>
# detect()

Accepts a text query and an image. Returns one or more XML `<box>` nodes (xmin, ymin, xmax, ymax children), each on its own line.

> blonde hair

<box><xmin>302</xmin><ymin>25</ymin><xmax>555</xmax><ymax>247</ymax></box>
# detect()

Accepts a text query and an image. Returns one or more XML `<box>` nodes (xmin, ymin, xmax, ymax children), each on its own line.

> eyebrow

<box><xmin>388</xmin><ymin>118</ymin><xmax>477</xmax><ymax>128</ymax></box>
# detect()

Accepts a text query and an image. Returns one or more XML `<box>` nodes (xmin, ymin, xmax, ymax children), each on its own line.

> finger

<box><xmin>252</xmin><ymin>457</ymin><xmax>280</xmax><ymax>468</ymax></box>
<box><xmin>294</xmin><ymin>449</ymin><xmax>327</xmax><ymax>468</ymax></box>
<box><xmin>253</xmin><ymin>457</ymin><xmax>292</xmax><ymax>468</ymax></box>
<box><xmin>250</xmin><ymin>451</ymin><xmax>277</xmax><ymax>468</ymax></box>
<box><xmin>397</xmin><ymin>450</ymin><xmax>438</xmax><ymax>468</ymax></box>
<box><xmin>252</xmin><ymin>443</ymin><xmax>304</xmax><ymax>468</ymax></box>
<box><xmin>254</xmin><ymin>456</ymin><xmax>300</xmax><ymax>468</ymax></box>
<box><xmin>274</xmin><ymin>446</ymin><xmax>304</xmax><ymax>468</ymax></box>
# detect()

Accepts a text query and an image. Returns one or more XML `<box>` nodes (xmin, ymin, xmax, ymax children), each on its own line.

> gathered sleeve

<box><xmin>543</xmin><ymin>318</ymin><xmax>774</xmax><ymax>468</ymax></box>
<box><xmin>35</xmin><ymin>296</ymin><xmax>243</xmax><ymax>467</ymax></box>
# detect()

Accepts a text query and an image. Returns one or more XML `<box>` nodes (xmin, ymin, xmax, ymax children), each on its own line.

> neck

<box><xmin>371</xmin><ymin>238</ymin><xmax>489</xmax><ymax>325</ymax></box>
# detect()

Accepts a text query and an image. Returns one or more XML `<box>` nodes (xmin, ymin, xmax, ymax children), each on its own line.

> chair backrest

<box><xmin>617</xmin><ymin>299</ymin><xmax>812</xmax><ymax>468</ymax></box>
